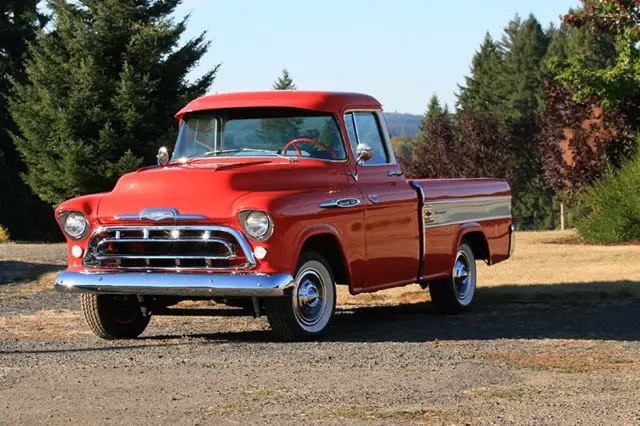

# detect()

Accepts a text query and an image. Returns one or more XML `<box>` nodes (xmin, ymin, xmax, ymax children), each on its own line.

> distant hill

<box><xmin>383</xmin><ymin>112</ymin><xmax>422</xmax><ymax>138</ymax></box>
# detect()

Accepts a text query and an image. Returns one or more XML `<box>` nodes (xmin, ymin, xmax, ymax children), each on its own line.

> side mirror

<box><xmin>356</xmin><ymin>143</ymin><xmax>374</xmax><ymax>164</ymax></box>
<box><xmin>157</xmin><ymin>146</ymin><xmax>169</xmax><ymax>166</ymax></box>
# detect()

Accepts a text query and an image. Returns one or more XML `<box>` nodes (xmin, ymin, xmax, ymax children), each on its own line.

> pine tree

<box><xmin>9</xmin><ymin>0</ymin><xmax>219</xmax><ymax>206</ymax></box>
<box><xmin>501</xmin><ymin>15</ymin><xmax>550</xmax><ymax>122</ymax></box>
<box><xmin>457</xmin><ymin>15</ymin><xmax>556</xmax><ymax>230</ymax></box>
<box><xmin>403</xmin><ymin>95</ymin><xmax>459</xmax><ymax>178</ymax></box>
<box><xmin>0</xmin><ymin>1</ymin><xmax>58</xmax><ymax>240</ymax></box>
<box><xmin>456</xmin><ymin>33</ymin><xmax>505</xmax><ymax>116</ymax></box>
<box><xmin>273</xmin><ymin>68</ymin><xmax>297</xmax><ymax>90</ymax></box>
<box><xmin>543</xmin><ymin>17</ymin><xmax>616</xmax><ymax>78</ymax></box>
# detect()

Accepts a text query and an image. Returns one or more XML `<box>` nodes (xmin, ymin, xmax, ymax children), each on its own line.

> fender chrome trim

<box><xmin>319</xmin><ymin>198</ymin><xmax>361</xmax><ymax>208</ymax></box>
<box><xmin>55</xmin><ymin>271</ymin><xmax>294</xmax><ymax>297</ymax></box>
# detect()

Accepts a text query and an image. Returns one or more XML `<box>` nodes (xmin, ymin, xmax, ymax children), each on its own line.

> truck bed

<box><xmin>408</xmin><ymin>178</ymin><xmax>512</xmax><ymax>282</ymax></box>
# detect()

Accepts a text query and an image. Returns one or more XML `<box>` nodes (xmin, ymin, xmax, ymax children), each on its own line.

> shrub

<box><xmin>577</xmin><ymin>153</ymin><xmax>640</xmax><ymax>243</ymax></box>
<box><xmin>0</xmin><ymin>225</ymin><xmax>10</xmax><ymax>242</ymax></box>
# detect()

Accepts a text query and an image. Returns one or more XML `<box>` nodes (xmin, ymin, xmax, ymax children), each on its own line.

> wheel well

<box><xmin>461</xmin><ymin>231</ymin><xmax>490</xmax><ymax>262</ymax></box>
<box><xmin>300</xmin><ymin>234</ymin><xmax>349</xmax><ymax>286</ymax></box>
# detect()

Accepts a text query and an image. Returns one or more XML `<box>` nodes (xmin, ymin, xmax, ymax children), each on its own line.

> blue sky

<box><xmin>174</xmin><ymin>0</ymin><xmax>580</xmax><ymax>114</ymax></box>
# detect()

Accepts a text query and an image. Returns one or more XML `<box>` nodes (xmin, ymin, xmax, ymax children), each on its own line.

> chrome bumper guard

<box><xmin>508</xmin><ymin>224</ymin><xmax>516</xmax><ymax>257</ymax></box>
<box><xmin>55</xmin><ymin>271</ymin><xmax>294</xmax><ymax>297</ymax></box>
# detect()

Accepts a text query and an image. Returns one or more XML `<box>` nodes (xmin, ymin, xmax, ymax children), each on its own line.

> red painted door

<box><xmin>344</xmin><ymin>112</ymin><xmax>420</xmax><ymax>292</ymax></box>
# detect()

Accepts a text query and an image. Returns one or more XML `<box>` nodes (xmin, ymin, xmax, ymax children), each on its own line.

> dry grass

<box><xmin>0</xmin><ymin>271</ymin><xmax>58</xmax><ymax>302</ymax></box>
<box><xmin>308</xmin><ymin>406</ymin><xmax>478</xmax><ymax>423</ymax></box>
<box><xmin>0</xmin><ymin>309</ymin><xmax>89</xmax><ymax>341</ymax></box>
<box><xmin>482</xmin><ymin>339</ymin><xmax>638</xmax><ymax>374</ymax></box>
<box><xmin>338</xmin><ymin>230</ymin><xmax>640</xmax><ymax>307</ymax></box>
<box><xmin>478</xmin><ymin>230</ymin><xmax>640</xmax><ymax>287</ymax></box>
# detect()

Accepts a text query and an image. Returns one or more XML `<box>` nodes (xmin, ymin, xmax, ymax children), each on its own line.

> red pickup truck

<box><xmin>54</xmin><ymin>91</ymin><xmax>514</xmax><ymax>340</ymax></box>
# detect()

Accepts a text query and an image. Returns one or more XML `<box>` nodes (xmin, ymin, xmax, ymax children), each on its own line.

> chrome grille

<box><xmin>83</xmin><ymin>226</ymin><xmax>256</xmax><ymax>271</ymax></box>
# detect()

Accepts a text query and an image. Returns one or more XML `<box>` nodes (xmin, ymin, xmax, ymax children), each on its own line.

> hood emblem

<box><xmin>115</xmin><ymin>208</ymin><xmax>207</xmax><ymax>222</ymax></box>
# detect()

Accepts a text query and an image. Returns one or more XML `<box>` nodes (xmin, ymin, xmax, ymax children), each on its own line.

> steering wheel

<box><xmin>282</xmin><ymin>138</ymin><xmax>338</xmax><ymax>160</ymax></box>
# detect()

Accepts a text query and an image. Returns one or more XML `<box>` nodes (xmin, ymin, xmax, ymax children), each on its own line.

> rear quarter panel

<box><xmin>410</xmin><ymin>178</ymin><xmax>512</xmax><ymax>281</ymax></box>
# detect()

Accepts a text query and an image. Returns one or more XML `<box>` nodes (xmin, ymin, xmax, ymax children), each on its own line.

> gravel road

<box><xmin>1</xmin><ymin>244</ymin><xmax>640</xmax><ymax>425</ymax></box>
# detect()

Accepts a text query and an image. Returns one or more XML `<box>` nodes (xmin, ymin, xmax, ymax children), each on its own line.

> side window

<box><xmin>344</xmin><ymin>113</ymin><xmax>358</xmax><ymax>154</ymax></box>
<box><xmin>353</xmin><ymin>112</ymin><xmax>389</xmax><ymax>165</ymax></box>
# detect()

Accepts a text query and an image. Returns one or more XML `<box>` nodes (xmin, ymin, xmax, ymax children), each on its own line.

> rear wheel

<box><xmin>81</xmin><ymin>294</ymin><xmax>151</xmax><ymax>340</ymax></box>
<box><xmin>266</xmin><ymin>251</ymin><xmax>336</xmax><ymax>340</ymax></box>
<box><xmin>429</xmin><ymin>242</ymin><xmax>476</xmax><ymax>314</ymax></box>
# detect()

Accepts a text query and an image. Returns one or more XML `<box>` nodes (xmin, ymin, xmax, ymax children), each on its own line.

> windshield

<box><xmin>172</xmin><ymin>110</ymin><xmax>347</xmax><ymax>161</ymax></box>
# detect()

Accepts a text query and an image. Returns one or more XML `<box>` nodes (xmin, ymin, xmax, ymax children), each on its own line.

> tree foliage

<box><xmin>273</xmin><ymin>68</ymin><xmax>296</xmax><ymax>90</ymax></box>
<box><xmin>9</xmin><ymin>0</ymin><xmax>219</xmax><ymax>206</ymax></box>
<box><xmin>402</xmin><ymin>96</ymin><xmax>458</xmax><ymax>178</ymax></box>
<box><xmin>456</xmin><ymin>15</ymin><xmax>554</xmax><ymax>229</ymax></box>
<box><xmin>558</xmin><ymin>1</ymin><xmax>640</xmax><ymax>107</ymax></box>
<box><xmin>539</xmin><ymin>1</ymin><xmax>639</xmax><ymax>197</ymax></box>
<box><xmin>577</xmin><ymin>148</ymin><xmax>640</xmax><ymax>243</ymax></box>
<box><xmin>457</xmin><ymin>33</ymin><xmax>505</xmax><ymax>117</ymax></box>
<box><xmin>0</xmin><ymin>1</ymin><xmax>58</xmax><ymax>240</ymax></box>
<box><xmin>538</xmin><ymin>75</ymin><xmax>636</xmax><ymax>194</ymax></box>
<box><xmin>402</xmin><ymin>96</ymin><xmax>511</xmax><ymax>184</ymax></box>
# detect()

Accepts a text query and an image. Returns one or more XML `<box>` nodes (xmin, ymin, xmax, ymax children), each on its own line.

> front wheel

<box><xmin>429</xmin><ymin>242</ymin><xmax>477</xmax><ymax>314</ymax></box>
<box><xmin>265</xmin><ymin>251</ymin><xmax>336</xmax><ymax>340</ymax></box>
<box><xmin>81</xmin><ymin>294</ymin><xmax>151</xmax><ymax>340</ymax></box>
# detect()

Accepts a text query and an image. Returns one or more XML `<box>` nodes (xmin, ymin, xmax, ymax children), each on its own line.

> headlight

<box><xmin>239</xmin><ymin>210</ymin><xmax>274</xmax><ymax>242</ymax></box>
<box><xmin>59</xmin><ymin>211</ymin><xmax>89</xmax><ymax>240</ymax></box>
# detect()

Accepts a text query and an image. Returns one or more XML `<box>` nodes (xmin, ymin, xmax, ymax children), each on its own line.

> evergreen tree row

<box><xmin>404</xmin><ymin>8</ymin><xmax>639</xmax><ymax>233</ymax></box>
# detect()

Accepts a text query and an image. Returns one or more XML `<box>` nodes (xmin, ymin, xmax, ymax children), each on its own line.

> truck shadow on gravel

<box><xmin>143</xmin><ymin>281</ymin><xmax>640</xmax><ymax>344</ymax></box>
<box><xmin>0</xmin><ymin>261</ymin><xmax>64</xmax><ymax>285</ymax></box>
<box><xmin>326</xmin><ymin>298</ymin><xmax>640</xmax><ymax>343</ymax></box>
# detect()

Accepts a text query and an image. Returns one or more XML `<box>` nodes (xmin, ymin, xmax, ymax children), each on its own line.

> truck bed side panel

<box><xmin>409</xmin><ymin>178</ymin><xmax>512</xmax><ymax>281</ymax></box>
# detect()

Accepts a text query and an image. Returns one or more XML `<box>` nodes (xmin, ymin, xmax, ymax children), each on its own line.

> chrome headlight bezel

<box><xmin>238</xmin><ymin>210</ymin><xmax>274</xmax><ymax>242</ymax></box>
<box><xmin>58</xmin><ymin>211</ymin><xmax>90</xmax><ymax>241</ymax></box>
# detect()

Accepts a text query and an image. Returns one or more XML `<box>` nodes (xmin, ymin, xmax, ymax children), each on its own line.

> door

<box><xmin>344</xmin><ymin>112</ymin><xmax>420</xmax><ymax>290</ymax></box>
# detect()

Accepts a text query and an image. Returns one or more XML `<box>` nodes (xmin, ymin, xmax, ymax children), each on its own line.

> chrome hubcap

<box><xmin>294</xmin><ymin>269</ymin><xmax>325</xmax><ymax>326</ymax></box>
<box><xmin>298</xmin><ymin>280</ymin><xmax>320</xmax><ymax>308</ymax></box>
<box><xmin>453</xmin><ymin>252</ymin><xmax>471</xmax><ymax>300</ymax></box>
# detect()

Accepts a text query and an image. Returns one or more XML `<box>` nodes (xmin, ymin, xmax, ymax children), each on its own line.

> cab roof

<box><xmin>175</xmin><ymin>91</ymin><xmax>382</xmax><ymax>118</ymax></box>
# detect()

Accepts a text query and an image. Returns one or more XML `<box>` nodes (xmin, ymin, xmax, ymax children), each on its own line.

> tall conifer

<box><xmin>9</xmin><ymin>0</ymin><xmax>219</xmax><ymax>206</ymax></box>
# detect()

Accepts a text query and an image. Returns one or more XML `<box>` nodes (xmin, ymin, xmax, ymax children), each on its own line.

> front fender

<box><xmin>55</xmin><ymin>193</ymin><xmax>105</xmax><ymax>270</ymax></box>
<box><xmin>291</xmin><ymin>224</ymin><xmax>340</xmax><ymax>263</ymax></box>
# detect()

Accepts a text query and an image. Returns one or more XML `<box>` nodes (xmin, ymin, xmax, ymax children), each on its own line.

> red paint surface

<box><xmin>56</xmin><ymin>91</ymin><xmax>512</xmax><ymax>295</ymax></box>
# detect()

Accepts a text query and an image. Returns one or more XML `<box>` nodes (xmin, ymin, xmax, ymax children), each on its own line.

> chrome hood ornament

<box><xmin>115</xmin><ymin>208</ymin><xmax>206</xmax><ymax>222</ymax></box>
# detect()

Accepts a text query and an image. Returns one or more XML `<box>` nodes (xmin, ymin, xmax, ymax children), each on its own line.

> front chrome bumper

<box><xmin>54</xmin><ymin>271</ymin><xmax>294</xmax><ymax>297</ymax></box>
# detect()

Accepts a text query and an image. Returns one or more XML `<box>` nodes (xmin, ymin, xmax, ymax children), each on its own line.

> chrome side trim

<box><xmin>425</xmin><ymin>215</ymin><xmax>513</xmax><ymax>229</ymax></box>
<box><xmin>115</xmin><ymin>208</ymin><xmax>207</xmax><ymax>222</ymax></box>
<box><xmin>423</xmin><ymin>196</ymin><xmax>512</xmax><ymax>228</ymax></box>
<box><xmin>425</xmin><ymin>196</ymin><xmax>512</xmax><ymax>205</ymax></box>
<box><xmin>55</xmin><ymin>271</ymin><xmax>294</xmax><ymax>297</ymax></box>
<box><xmin>319</xmin><ymin>198</ymin><xmax>361</xmax><ymax>208</ymax></box>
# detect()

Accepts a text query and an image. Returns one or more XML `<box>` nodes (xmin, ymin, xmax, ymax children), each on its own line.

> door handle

<box><xmin>387</xmin><ymin>169</ymin><xmax>403</xmax><ymax>177</ymax></box>
<box><xmin>367</xmin><ymin>193</ymin><xmax>380</xmax><ymax>204</ymax></box>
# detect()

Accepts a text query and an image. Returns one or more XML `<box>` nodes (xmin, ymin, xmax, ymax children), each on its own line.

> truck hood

<box><xmin>97</xmin><ymin>159</ymin><xmax>346</xmax><ymax>223</ymax></box>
